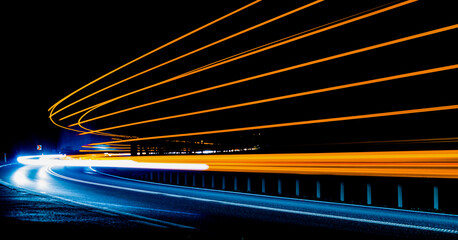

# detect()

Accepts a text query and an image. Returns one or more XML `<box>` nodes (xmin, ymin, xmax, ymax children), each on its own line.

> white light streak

<box><xmin>17</xmin><ymin>154</ymin><xmax>208</xmax><ymax>171</ymax></box>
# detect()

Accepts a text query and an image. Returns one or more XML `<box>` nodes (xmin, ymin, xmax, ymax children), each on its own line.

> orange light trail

<box><xmin>63</xmin><ymin>0</ymin><xmax>416</xmax><ymax>124</ymax></box>
<box><xmin>53</xmin><ymin>0</ymin><xmax>322</xmax><ymax>120</ymax></box>
<box><xmin>77</xmin><ymin>64</ymin><xmax>458</xmax><ymax>135</ymax></box>
<box><xmin>45</xmin><ymin>1</ymin><xmax>457</xmax><ymax>166</ymax></box>
<box><xmin>90</xmin><ymin>104</ymin><xmax>458</xmax><ymax>145</ymax></box>
<box><xmin>72</xmin><ymin>17</ymin><xmax>455</xmax><ymax>132</ymax></box>
<box><xmin>75</xmin><ymin>22</ymin><xmax>457</xmax><ymax>136</ymax></box>
<box><xmin>65</xmin><ymin>150</ymin><xmax>458</xmax><ymax>178</ymax></box>
<box><xmin>48</xmin><ymin>0</ymin><xmax>262</xmax><ymax>116</ymax></box>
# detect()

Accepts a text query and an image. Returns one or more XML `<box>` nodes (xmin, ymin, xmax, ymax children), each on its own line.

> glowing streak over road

<box><xmin>54</xmin><ymin>0</ymin><xmax>323</xmax><ymax>120</ymax></box>
<box><xmin>65</xmin><ymin>0</ymin><xmax>416</xmax><ymax>125</ymax></box>
<box><xmin>44</xmin><ymin>1</ymin><xmax>456</xmax><ymax>157</ymax></box>
<box><xmin>17</xmin><ymin>154</ymin><xmax>209</xmax><ymax>171</ymax></box>
<box><xmin>48</xmin><ymin>0</ymin><xmax>262</xmax><ymax>115</ymax></box>
<box><xmin>78</xmin><ymin>23</ymin><xmax>457</xmax><ymax>137</ymax></box>
<box><xmin>90</xmin><ymin>104</ymin><xmax>458</xmax><ymax>145</ymax></box>
<box><xmin>73</xmin><ymin>17</ymin><xmax>455</xmax><ymax>134</ymax></box>
<box><xmin>78</xmin><ymin>64</ymin><xmax>458</xmax><ymax>135</ymax></box>
<box><xmin>17</xmin><ymin>151</ymin><xmax>458</xmax><ymax>178</ymax></box>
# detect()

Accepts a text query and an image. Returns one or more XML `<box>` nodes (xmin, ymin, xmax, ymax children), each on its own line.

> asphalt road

<box><xmin>1</xmin><ymin>163</ymin><xmax>458</xmax><ymax>239</ymax></box>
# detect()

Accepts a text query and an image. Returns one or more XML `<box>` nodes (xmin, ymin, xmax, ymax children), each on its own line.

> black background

<box><xmin>2</xmin><ymin>0</ymin><xmax>457</xmax><ymax>157</ymax></box>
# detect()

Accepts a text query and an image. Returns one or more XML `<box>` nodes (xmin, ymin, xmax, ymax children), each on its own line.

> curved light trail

<box><xmin>69</xmin><ymin>0</ymin><xmax>420</xmax><ymax>128</ymax></box>
<box><xmin>55</xmin><ymin>0</ymin><xmax>324</xmax><ymax>121</ymax></box>
<box><xmin>16</xmin><ymin>150</ymin><xmax>458</xmax><ymax>178</ymax></box>
<box><xmin>72</xmin><ymin>23</ymin><xmax>457</xmax><ymax>139</ymax></box>
<box><xmin>48</xmin><ymin>0</ymin><xmax>262</xmax><ymax>116</ymax></box>
<box><xmin>63</xmin><ymin>0</ymin><xmax>417</xmax><ymax>126</ymax></box>
<box><xmin>89</xmin><ymin>104</ymin><xmax>458</xmax><ymax>145</ymax></box>
<box><xmin>43</xmin><ymin>0</ymin><xmax>458</xmax><ymax>181</ymax></box>
<box><xmin>77</xmin><ymin>64</ymin><xmax>458</xmax><ymax>135</ymax></box>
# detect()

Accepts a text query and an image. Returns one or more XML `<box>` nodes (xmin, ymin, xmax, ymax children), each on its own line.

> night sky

<box><xmin>2</xmin><ymin>0</ymin><xmax>457</xmax><ymax>157</ymax></box>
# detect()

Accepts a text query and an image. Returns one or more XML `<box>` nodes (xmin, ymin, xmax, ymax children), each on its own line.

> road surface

<box><xmin>1</xmin><ymin>163</ymin><xmax>457</xmax><ymax>239</ymax></box>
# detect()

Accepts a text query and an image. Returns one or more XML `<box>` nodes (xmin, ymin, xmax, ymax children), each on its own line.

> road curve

<box><xmin>1</xmin><ymin>163</ymin><xmax>458</xmax><ymax>239</ymax></box>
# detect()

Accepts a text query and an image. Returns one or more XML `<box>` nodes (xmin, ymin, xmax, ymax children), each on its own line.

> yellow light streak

<box><xmin>64</xmin><ymin>0</ymin><xmax>416</xmax><ymax>123</ymax></box>
<box><xmin>46</xmin><ymin>1</ymin><xmax>456</xmax><ymax>158</ymax></box>
<box><xmin>66</xmin><ymin>150</ymin><xmax>458</xmax><ymax>178</ymax></box>
<box><xmin>53</xmin><ymin>0</ymin><xmax>322</xmax><ymax>119</ymax></box>
<box><xmin>77</xmin><ymin>64</ymin><xmax>458</xmax><ymax>135</ymax></box>
<box><xmin>75</xmin><ymin>22</ymin><xmax>456</xmax><ymax>136</ymax></box>
<box><xmin>90</xmin><ymin>104</ymin><xmax>458</xmax><ymax>145</ymax></box>
<box><xmin>75</xmin><ymin>12</ymin><xmax>455</xmax><ymax>133</ymax></box>
<box><xmin>48</xmin><ymin>0</ymin><xmax>262</xmax><ymax>114</ymax></box>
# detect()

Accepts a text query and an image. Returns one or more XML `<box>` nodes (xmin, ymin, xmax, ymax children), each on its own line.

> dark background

<box><xmin>2</xmin><ymin>0</ymin><xmax>457</xmax><ymax>158</ymax></box>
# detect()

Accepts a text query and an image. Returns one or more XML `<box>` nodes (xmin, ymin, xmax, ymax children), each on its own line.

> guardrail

<box><xmin>98</xmin><ymin>168</ymin><xmax>458</xmax><ymax>215</ymax></box>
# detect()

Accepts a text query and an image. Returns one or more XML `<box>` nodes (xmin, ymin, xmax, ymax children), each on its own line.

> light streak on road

<box><xmin>15</xmin><ymin>150</ymin><xmax>458</xmax><ymax>178</ymax></box>
<box><xmin>40</xmin><ymin>1</ymin><xmax>457</xmax><ymax>162</ymax></box>
<box><xmin>73</xmin><ymin>23</ymin><xmax>457</xmax><ymax>137</ymax></box>
<box><xmin>17</xmin><ymin>154</ymin><xmax>209</xmax><ymax>171</ymax></box>
<box><xmin>48</xmin><ymin>0</ymin><xmax>262</xmax><ymax>116</ymax></box>
<box><xmin>77</xmin><ymin>64</ymin><xmax>458</xmax><ymax>135</ymax></box>
<box><xmin>54</xmin><ymin>0</ymin><xmax>323</xmax><ymax>121</ymax></box>
<box><xmin>89</xmin><ymin>104</ymin><xmax>458</xmax><ymax>145</ymax></box>
<box><xmin>63</xmin><ymin>0</ymin><xmax>416</xmax><ymax>127</ymax></box>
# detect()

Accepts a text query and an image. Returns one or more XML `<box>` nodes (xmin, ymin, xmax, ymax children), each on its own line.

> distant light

<box><xmin>203</xmin><ymin>150</ymin><xmax>215</xmax><ymax>154</ymax></box>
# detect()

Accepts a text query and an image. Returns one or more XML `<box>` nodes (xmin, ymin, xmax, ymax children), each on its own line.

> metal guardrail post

<box><xmin>296</xmin><ymin>179</ymin><xmax>300</xmax><ymax>197</ymax></box>
<box><xmin>234</xmin><ymin>176</ymin><xmax>238</xmax><ymax>191</ymax></box>
<box><xmin>397</xmin><ymin>184</ymin><xmax>403</xmax><ymax>208</ymax></box>
<box><xmin>192</xmin><ymin>174</ymin><xmax>196</xmax><ymax>186</ymax></box>
<box><xmin>261</xmin><ymin>178</ymin><xmax>266</xmax><ymax>193</ymax></box>
<box><xmin>367</xmin><ymin>183</ymin><xmax>372</xmax><ymax>205</ymax></box>
<box><xmin>202</xmin><ymin>175</ymin><xmax>205</xmax><ymax>187</ymax></box>
<box><xmin>184</xmin><ymin>173</ymin><xmax>188</xmax><ymax>185</ymax></box>
<box><xmin>316</xmin><ymin>180</ymin><xmax>321</xmax><ymax>199</ymax></box>
<box><xmin>433</xmin><ymin>185</ymin><xmax>439</xmax><ymax>210</ymax></box>
<box><xmin>340</xmin><ymin>182</ymin><xmax>345</xmax><ymax>202</ymax></box>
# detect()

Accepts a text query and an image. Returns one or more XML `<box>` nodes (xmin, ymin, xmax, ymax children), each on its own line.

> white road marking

<box><xmin>47</xmin><ymin>167</ymin><xmax>458</xmax><ymax>234</ymax></box>
<box><xmin>129</xmin><ymin>219</ymin><xmax>169</xmax><ymax>228</ymax></box>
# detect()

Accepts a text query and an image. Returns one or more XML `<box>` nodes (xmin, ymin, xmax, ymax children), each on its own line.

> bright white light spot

<box><xmin>17</xmin><ymin>154</ymin><xmax>208</xmax><ymax>170</ymax></box>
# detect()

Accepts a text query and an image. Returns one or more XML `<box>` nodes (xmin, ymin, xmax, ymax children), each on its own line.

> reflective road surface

<box><xmin>1</xmin><ymin>163</ymin><xmax>458</xmax><ymax>239</ymax></box>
